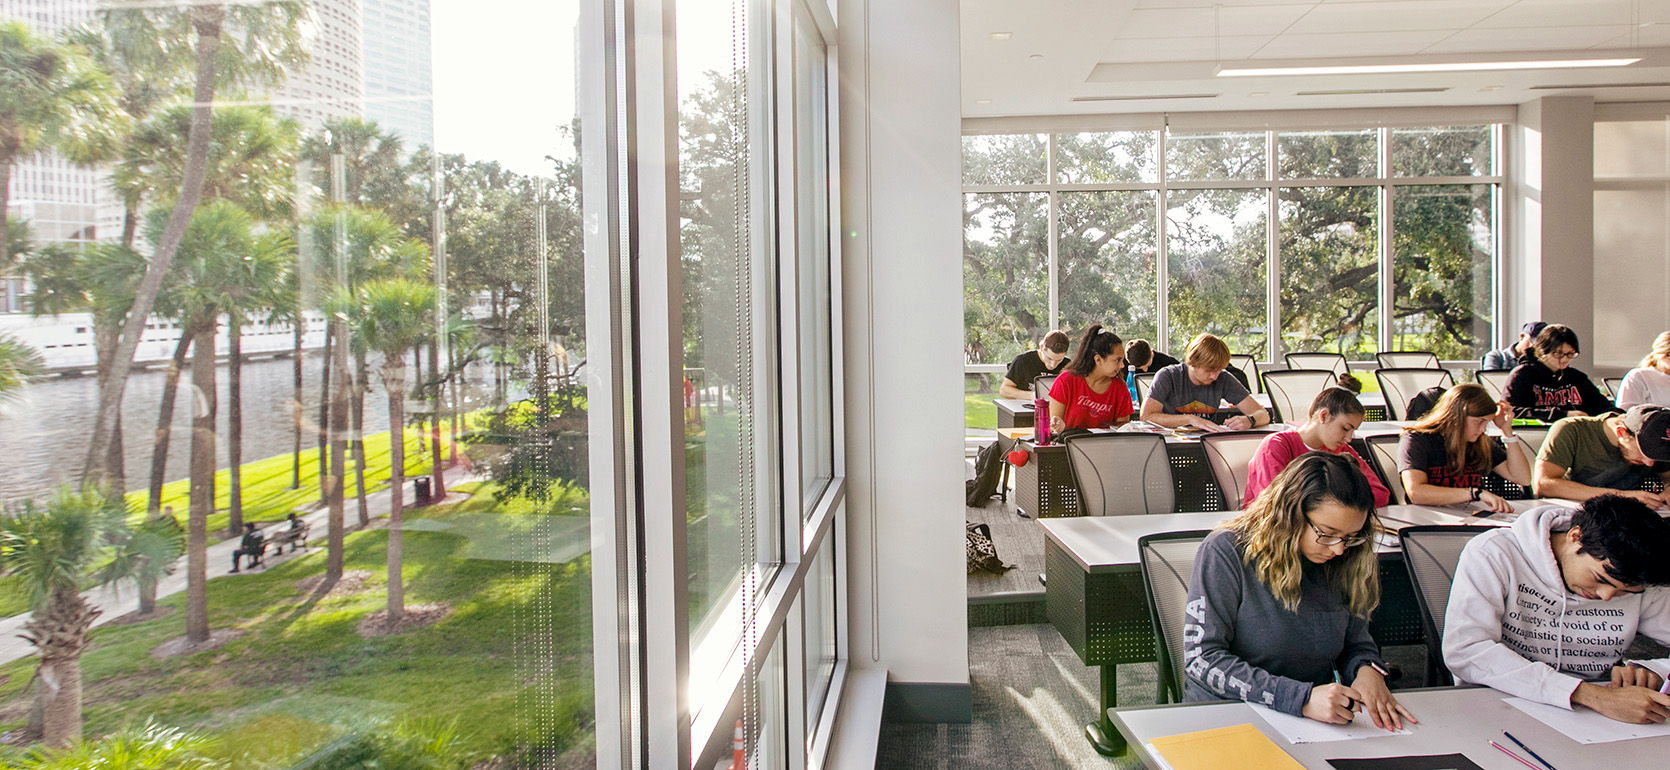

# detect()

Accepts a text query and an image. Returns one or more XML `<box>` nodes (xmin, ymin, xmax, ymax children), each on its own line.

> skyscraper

<box><xmin>360</xmin><ymin>0</ymin><xmax>434</xmax><ymax>151</ymax></box>
<box><xmin>275</xmin><ymin>0</ymin><xmax>364</xmax><ymax>133</ymax></box>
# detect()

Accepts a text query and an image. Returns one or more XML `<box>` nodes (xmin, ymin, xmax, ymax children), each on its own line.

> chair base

<box><xmin>1085</xmin><ymin>720</ymin><xmax>1126</xmax><ymax>757</ymax></box>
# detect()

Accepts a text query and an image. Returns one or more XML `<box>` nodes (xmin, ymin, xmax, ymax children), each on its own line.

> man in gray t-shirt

<box><xmin>1140</xmin><ymin>333</ymin><xmax>1271</xmax><ymax>432</ymax></box>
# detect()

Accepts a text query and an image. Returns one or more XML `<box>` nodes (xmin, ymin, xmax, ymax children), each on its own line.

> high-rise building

<box><xmin>275</xmin><ymin>0</ymin><xmax>364</xmax><ymax>133</ymax></box>
<box><xmin>360</xmin><ymin>0</ymin><xmax>434</xmax><ymax>151</ymax></box>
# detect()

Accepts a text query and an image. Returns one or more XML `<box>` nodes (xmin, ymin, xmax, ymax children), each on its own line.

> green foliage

<box><xmin>292</xmin><ymin>718</ymin><xmax>479</xmax><ymax>770</ymax></box>
<box><xmin>0</xmin><ymin>486</ymin><xmax>129</xmax><ymax>610</ymax></box>
<box><xmin>118</xmin><ymin>104</ymin><xmax>300</xmax><ymax>221</ymax></box>
<box><xmin>0</xmin><ymin>332</ymin><xmax>46</xmax><ymax>408</ymax></box>
<box><xmin>473</xmin><ymin>394</ymin><xmax>590</xmax><ymax>504</ymax></box>
<box><xmin>8</xmin><ymin>720</ymin><xmax>225</xmax><ymax>770</ymax></box>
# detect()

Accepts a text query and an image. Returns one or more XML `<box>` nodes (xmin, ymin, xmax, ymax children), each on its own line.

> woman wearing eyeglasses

<box><xmin>1503</xmin><ymin>324</ymin><xmax>1615</xmax><ymax>422</ymax></box>
<box><xmin>1183</xmin><ymin>452</ymin><xmax>1417</xmax><ymax>731</ymax></box>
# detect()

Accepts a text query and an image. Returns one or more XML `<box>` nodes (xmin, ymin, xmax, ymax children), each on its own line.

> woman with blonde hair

<box><xmin>1184</xmin><ymin>452</ymin><xmax>1416</xmax><ymax>731</ymax></box>
<box><xmin>1397</xmin><ymin>384</ymin><xmax>1532</xmax><ymax>514</ymax></box>
<box><xmin>1618</xmin><ymin>331</ymin><xmax>1670</xmax><ymax>408</ymax></box>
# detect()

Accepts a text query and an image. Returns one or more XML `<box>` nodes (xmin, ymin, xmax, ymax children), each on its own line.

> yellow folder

<box><xmin>1149</xmin><ymin>723</ymin><xmax>1305</xmax><ymax>770</ymax></box>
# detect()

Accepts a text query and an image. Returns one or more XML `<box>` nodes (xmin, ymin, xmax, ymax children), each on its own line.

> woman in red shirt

<box><xmin>1047</xmin><ymin>324</ymin><xmax>1134</xmax><ymax>433</ymax></box>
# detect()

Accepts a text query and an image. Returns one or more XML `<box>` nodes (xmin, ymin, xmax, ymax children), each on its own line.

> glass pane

<box><xmin>803</xmin><ymin>535</ymin><xmax>837</xmax><ymax>742</ymax></box>
<box><xmin>792</xmin><ymin>8</ymin><xmax>832</xmax><ymax>510</ymax></box>
<box><xmin>1167</xmin><ymin>189</ymin><xmax>1268</xmax><ymax>357</ymax></box>
<box><xmin>679</xmin><ymin>0</ymin><xmax>775</xmax><ymax>682</ymax></box>
<box><xmin>1280</xmin><ymin>187</ymin><xmax>1380</xmax><ymax>357</ymax></box>
<box><xmin>1392</xmin><ymin>125</ymin><xmax>1493</xmax><ymax>177</ymax></box>
<box><xmin>1165</xmin><ymin>130</ymin><xmax>1266</xmax><ymax>181</ymax></box>
<box><xmin>747</xmin><ymin>632</ymin><xmax>787</xmax><ymax>770</ymax></box>
<box><xmin>1055</xmin><ymin>131</ymin><xmax>1159</xmax><ymax>184</ymax></box>
<box><xmin>1595</xmin><ymin>120</ymin><xmax>1670</xmax><ymax>178</ymax></box>
<box><xmin>965</xmin><ymin>370</ymin><xmax>1003</xmax><ymax>434</ymax></box>
<box><xmin>1393</xmin><ymin>185</ymin><xmax>1495</xmax><ymax>360</ymax></box>
<box><xmin>0</xmin><ymin>1</ymin><xmax>597</xmax><ymax>764</ymax></box>
<box><xmin>1059</xmin><ymin>191</ymin><xmax>1159</xmax><ymax>341</ymax></box>
<box><xmin>962</xmin><ymin>134</ymin><xmax>1047</xmax><ymax>185</ymax></box>
<box><xmin>1278</xmin><ymin>129</ymin><xmax>1377</xmax><ymax>179</ymax></box>
<box><xmin>964</xmin><ymin>192</ymin><xmax>1048</xmax><ymax>366</ymax></box>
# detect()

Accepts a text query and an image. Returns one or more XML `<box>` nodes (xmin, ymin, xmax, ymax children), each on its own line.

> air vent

<box><xmin>1071</xmin><ymin>93</ymin><xmax>1219</xmax><ymax>102</ymax></box>
<box><xmin>1297</xmin><ymin>87</ymin><xmax>1450</xmax><ymax>96</ymax></box>
<box><xmin>1531</xmin><ymin>82</ymin><xmax>1670</xmax><ymax>90</ymax></box>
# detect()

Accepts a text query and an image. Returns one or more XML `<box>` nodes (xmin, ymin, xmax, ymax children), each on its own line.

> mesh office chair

<box><xmin>1400</xmin><ymin>525</ymin><xmax>1496</xmax><ymax>685</ymax></box>
<box><xmin>1139</xmin><ymin>530</ymin><xmax>1214</xmax><ymax>703</ymax></box>
<box><xmin>1375</xmin><ymin>368</ymin><xmax>1456</xmax><ymax>420</ymax></box>
<box><xmin>1364</xmin><ymin>433</ymin><xmax>1407</xmax><ymax>505</ymax></box>
<box><xmin>1604</xmin><ymin>377</ymin><xmax>1624</xmax><ymax>399</ymax></box>
<box><xmin>1285</xmin><ymin>352</ymin><xmax>1349</xmax><ymax>380</ymax></box>
<box><xmin>1135</xmin><ymin>372</ymin><xmax>1158</xmax><ymax>405</ymax></box>
<box><xmin>1378</xmin><ymin>351</ymin><xmax>1440</xmax><ymax>369</ymax></box>
<box><xmin>1063</xmin><ymin>433</ymin><xmax>1176</xmax><ymax>516</ymax></box>
<box><xmin>1514</xmin><ymin>425</ymin><xmax>1550</xmax><ymax>456</ymax></box>
<box><xmin>1200</xmin><ymin>431</ymin><xmax>1271</xmax><ymax>510</ymax></box>
<box><xmin>1228</xmin><ymin>354</ymin><xmax>1260</xmax><ymax>394</ymax></box>
<box><xmin>1261</xmin><ymin>369</ymin><xmax>1337</xmax><ymax>424</ymax></box>
<box><xmin>1475</xmin><ymin>369</ymin><xmax>1512</xmax><ymax>402</ymax></box>
<box><xmin>1032</xmin><ymin>375</ymin><xmax>1059</xmax><ymax>399</ymax></box>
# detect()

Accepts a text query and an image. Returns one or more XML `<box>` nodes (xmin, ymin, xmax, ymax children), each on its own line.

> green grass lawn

<box><xmin>0</xmin><ymin>481</ymin><xmax>594</xmax><ymax>766</ymax></box>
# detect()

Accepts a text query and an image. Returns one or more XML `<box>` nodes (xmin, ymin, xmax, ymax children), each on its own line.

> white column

<box><xmin>1510</xmin><ymin>96</ymin><xmax>1596</xmax><ymax>362</ymax></box>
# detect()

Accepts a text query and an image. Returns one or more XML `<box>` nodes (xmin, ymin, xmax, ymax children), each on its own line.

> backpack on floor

<box><xmin>965</xmin><ymin>522</ymin><xmax>1014</xmax><ymax>574</ymax></box>
<box><xmin>965</xmin><ymin>440</ymin><xmax>1006</xmax><ymax>507</ymax></box>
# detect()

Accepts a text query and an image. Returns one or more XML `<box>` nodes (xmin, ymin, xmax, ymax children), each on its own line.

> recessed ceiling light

<box><xmin>990</xmin><ymin>32</ymin><xmax>1011</xmax><ymax>40</ymax></box>
<box><xmin>1071</xmin><ymin>93</ymin><xmax>1219</xmax><ymax>102</ymax></box>
<box><xmin>975</xmin><ymin>99</ymin><xmax>992</xmax><ymax>105</ymax></box>
<box><xmin>1480</xmin><ymin>85</ymin><xmax>1504</xmax><ymax>92</ymax></box>
<box><xmin>1217</xmin><ymin>57</ymin><xmax>1641</xmax><ymax>77</ymax></box>
<box><xmin>1248</xmin><ymin>91</ymin><xmax>1268</xmax><ymax>97</ymax></box>
<box><xmin>1297</xmin><ymin>87</ymin><xmax>1450</xmax><ymax>96</ymax></box>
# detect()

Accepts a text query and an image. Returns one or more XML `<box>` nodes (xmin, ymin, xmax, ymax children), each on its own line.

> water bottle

<box><xmin>1034</xmin><ymin>397</ymin><xmax>1051</xmax><ymax>445</ymax></box>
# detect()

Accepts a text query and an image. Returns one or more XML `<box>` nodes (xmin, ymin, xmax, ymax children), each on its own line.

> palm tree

<box><xmin>97</xmin><ymin>511</ymin><xmax>184</xmax><ymax>618</ymax></box>
<box><xmin>146</xmin><ymin>200</ymin><xmax>259</xmax><ymax>643</ymax></box>
<box><xmin>224</xmin><ymin>231</ymin><xmax>293</xmax><ymax>537</ymax></box>
<box><xmin>82</xmin><ymin>1</ymin><xmax>309</xmax><ymax>484</ymax></box>
<box><xmin>339</xmin><ymin>278</ymin><xmax>436</xmax><ymax>621</ymax></box>
<box><xmin>0</xmin><ymin>331</ymin><xmax>46</xmax><ymax>409</ymax></box>
<box><xmin>0</xmin><ymin>485</ymin><xmax>130</xmax><ymax>747</ymax></box>
<box><xmin>0</xmin><ymin>21</ymin><xmax>122</xmax><ymax>267</ymax></box>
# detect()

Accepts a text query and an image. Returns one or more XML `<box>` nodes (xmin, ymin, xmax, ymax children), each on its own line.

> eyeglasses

<box><xmin>1308</xmin><ymin>519</ymin><xmax>1369</xmax><ymax>548</ymax></box>
<box><xmin>1550</xmin><ymin>349</ymin><xmax>1578</xmax><ymax>361</ymax></box>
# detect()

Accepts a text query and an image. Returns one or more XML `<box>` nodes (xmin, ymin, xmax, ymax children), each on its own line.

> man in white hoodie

<box><xmin>1444</xmin><ymin>494</ymin><xmax>1670</xmax><ymax>723</ymax></box>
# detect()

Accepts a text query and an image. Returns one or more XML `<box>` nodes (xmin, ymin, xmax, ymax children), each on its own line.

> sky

<box><xmin>431</xmin><ymin>0</ymin><xmax>737</xmax><ymax>178</ymax></box>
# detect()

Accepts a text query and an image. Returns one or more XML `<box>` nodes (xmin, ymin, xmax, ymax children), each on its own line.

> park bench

<box><xmin>269</xmin><ymin>519</ymin><xmax>312</xmax><ymax>553</ymax></box>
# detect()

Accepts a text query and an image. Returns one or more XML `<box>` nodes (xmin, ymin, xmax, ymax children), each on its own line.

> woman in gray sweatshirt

<box><xmin>1182</xmin><ymin>452</ymin><xmax>1417</xmax><ymax>731</ymax></box>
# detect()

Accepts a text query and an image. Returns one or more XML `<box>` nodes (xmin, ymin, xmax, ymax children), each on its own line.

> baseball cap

<box><xmin>1623</xmin><ymin>405</ymin><xmax>1670</xmax><ymax>462</ymax></box>
<box><xmin>1521</xmin><ymin>321</ymin><xmax>1548</xmax><ymax>339</ymax></box>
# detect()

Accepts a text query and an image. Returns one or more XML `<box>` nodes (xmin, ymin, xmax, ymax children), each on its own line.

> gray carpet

<box><xmin>967</xmin><ymin>455</ymin><xmax>1049</xmax><ymax>597</ymax></box>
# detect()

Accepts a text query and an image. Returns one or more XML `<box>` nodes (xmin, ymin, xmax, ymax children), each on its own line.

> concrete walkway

<box><xmin>0</xmin><ymin>470</ymin><xmax>482</xmax><ymax>667</ymax></box>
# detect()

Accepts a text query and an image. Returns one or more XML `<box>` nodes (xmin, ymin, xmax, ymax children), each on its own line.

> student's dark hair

<box><xmin>1308</xmin><ymin>387</ymin><xmax>1366</xmax><ymax>420</ymax></box>
<box><xmin>1042</xmin><ymin>330</ymin><xmax>1070</xmax><ymax>354</ymax></box>
<box><xmin>1573</xmin><ymin>495</ymin><xmax>1670</xmax><ymax>587</ymax></box>
<box><xmin>1067</xmin><ymin>324</ymin><xmax>1124</xmax><ymax>378</ymax></box>
<box><xmin>1532</xmin><ymin>324</ymin><xmax>1581</xmax><ymax>360</ymax></box>
<box><xmin>1336</xmin><ymin>372</ymin><xmax>1363</xmax><ymax>393</ymax></box>
<box><xmin>1126</xmin><ymin>339</ymin><xmax>1154</xmax><ymax>368</ymax></box>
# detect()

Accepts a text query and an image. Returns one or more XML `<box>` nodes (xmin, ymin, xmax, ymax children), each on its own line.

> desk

<box><xmin>995</xmin><ymin>398</ymin><xmax>1034</xmax><ymax>429</ymax></box>
<box><xmin>1040</xmin><ymin>507</ymin><xmax>1474</xmax><ymax>755</ymax></box>
<box><xmin>1110</xmin><ymin>686</ymin><xmax>1667</xmax><ymax>769</ymax></box>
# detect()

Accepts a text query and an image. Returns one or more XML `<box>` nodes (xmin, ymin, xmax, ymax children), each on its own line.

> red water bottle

<box><xmin>1034</xmin><ymin>397</ymin><xmax>1051</xmax><ymax>445</ymax></box>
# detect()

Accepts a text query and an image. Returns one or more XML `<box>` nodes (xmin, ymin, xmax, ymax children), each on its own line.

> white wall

<box><xmin>837</xmin><ymin>0</ymin><xmax>970</xmax><ymax>711</ymax></box>
<box><xmin>1593</xmin><ymin>108</ymin><xmax>1670</xmax><ymax>373</ymax></box>
<box><xmin>1510</xmin><ymin>96</ymin><xmax>1597</xmax><ymax>368</ymax></box>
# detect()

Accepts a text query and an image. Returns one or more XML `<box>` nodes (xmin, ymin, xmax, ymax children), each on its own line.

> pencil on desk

<box><xmin>1490</xmin><ymin>740</ymin><xmax>1541</xmax><ymax>770</ymax></box>
<box><xmin>1502</xmin><ymin>731</ymin><xmax>1557</xmax><ymax>770</ymax></box>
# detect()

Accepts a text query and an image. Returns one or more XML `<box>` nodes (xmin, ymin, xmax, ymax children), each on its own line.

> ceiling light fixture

<box><xmin>990</xmin><ymin>32</ymin><xmax>1011</xmax><ymax>40</ymax></box>
<box><xmin>1217</xmin><ymin>57</ymin><xmax>1641</xmax><ymax>77</ymax></box>
<box><xmin>975</xmin><ymin>98</ymin><xmax>992</xmax><ymax>104</ymax></box>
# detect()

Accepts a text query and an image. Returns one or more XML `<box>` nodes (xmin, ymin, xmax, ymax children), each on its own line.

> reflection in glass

<box><xmin>792</xmin><ymin>6</ymin><xmax>833</xmax><ymax>509</ymax></box>
<box><xmin>0</xmin><ymin>1</ymin><xmax>595</xmax><ymax>764</ymax></box>
<box><xmin>1167</xmin><ymin>189</ymin><xmax>1267</xmax><ymax>356</ymax></box>
<box><xmin>1392</xmin><ymin>126</ymin><xmax>1493</xmax><ymax>177</ymax></box>
<box><xmin>1280</xmin><ymin>186</ymin><xmax>1379</xmax><ymax>356</ymax></box>
<box><xmin>1055</xmin><ymin>131</ymin><xmax>1159</xmax><ymax>184</ymax></box>
<box><xmin>1058</xmin><ymin>191</ymin><xmax>1159</xmax><ymax>342</ymax></box>
<box><xmin>964</xmin><ymin>192</ymin><xmax>1049</xmax><ymax>366</ymax></box>
<box><xmin>962</xmin><ymin>133</ymin><xmax>1047</xmax><ymax>186</ymax></box>
<box><xmin>1279</xmin><ymin>129</ymin><xmax>1377</xmax><ymax>179</ymax></box>
<box><xmin>1393</xmin><ymin>185</ymin><xmax>1495</xmax><ymax>359</ymax></box>
<box><xmin>803</xmin><ymin>536</ymin><xmax>837</xmax><ymax>737</ymax></box>
<box><xmin>1165</xmin><ymin>130</ymin><xmax>1266</xmax><ymax>181</ymax></box>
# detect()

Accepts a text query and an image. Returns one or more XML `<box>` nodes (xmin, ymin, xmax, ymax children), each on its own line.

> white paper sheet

<box><xmin>1505</xmin><ymin>696</ymin><xmax>1670</xmax><ymax>744</ymax></box>
<box><xmin>1250</xmin><ymin>704</ymin><xmax>1412</xmax><ymax>744</ymax></box>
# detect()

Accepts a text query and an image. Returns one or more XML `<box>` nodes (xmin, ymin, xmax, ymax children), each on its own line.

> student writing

<box><xmin>1397</xmin><ymin>384</ymin><xmax>1532</xmax><ymax>514</ymax></box>
<box><xmin>1141</xmin><ymin>333</ymin><xmax>1269</xmax><ymax>433</ymax></box>
<box><xmin>1046</xmin><ymin>325</ymin><xmax>1134</xmax><ymax>433</ymax></box>
<box><xmin>1243</xmin><ymin>386</ymin><xmax>1391</xmax><ymax>509</ymax></box>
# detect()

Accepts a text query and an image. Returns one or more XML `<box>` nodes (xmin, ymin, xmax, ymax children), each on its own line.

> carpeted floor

<box><xmin>966</xmin><ymin>453</ymin><xmax>1049</xmax><ymax>597</ymax></box>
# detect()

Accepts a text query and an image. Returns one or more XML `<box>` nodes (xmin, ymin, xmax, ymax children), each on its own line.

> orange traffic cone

<box><xmin>728</xmin><ymin>719</ymin><xmax>745</xmax><ymax>770</ymax></box>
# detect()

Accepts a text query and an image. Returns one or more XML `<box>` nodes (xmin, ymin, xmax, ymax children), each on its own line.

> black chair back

<box><xmin>1285</xmin><ymin>352</ymin><xmax>1348</xmax><ymax>380</ymax></box>
<box><xmin>1063</xmin><ymin>433</ymin><xmax>1175</xmax><ymax>516</ymax></box>
<box><xmin>1139</xmin><ymin>530</ymin><xmax>1213</xmax><ymax>703</ymax></box>
<box><xmin>1375</xmin><ymin>367</ymin><xmax>1456</xmax><ymax>420</ymax></box>
<box><xmin>1261</xmin><ymin>369</ymin><xmax>1337</xmax><ymax>423</ymax></box>
<box><xmin>1400</xmin><ymin>525</ymin><xmax>1496</xmax><ymax>685</ymax></box>
<box><xmin>1200</xmin><ymin>431</ymin><xmax>1270</xmax><ymax>510</ymax></box>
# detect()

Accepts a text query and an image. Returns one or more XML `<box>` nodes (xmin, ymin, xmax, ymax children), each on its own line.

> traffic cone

<box><xmin>728</xmin><ymin>719</ymin><xmax>745</xmax><ymax>770</ymax></box>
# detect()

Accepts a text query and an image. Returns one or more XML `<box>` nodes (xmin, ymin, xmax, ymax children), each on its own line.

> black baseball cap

<box><xmin>1623</xmin><ymin>405</ymin><xmax>1670</xmax><ymax>462</ymax></box>
<box><xmin>1521</xmin><ymin>321</ymin><xmax>1547</xmax><ymax>338</ymax></box>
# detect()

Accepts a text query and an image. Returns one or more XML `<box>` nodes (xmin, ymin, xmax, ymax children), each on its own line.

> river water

<box><xmin>0</xmin><ymin>353</ymin><xmax>507</xmax><ymax>506</ymax></box>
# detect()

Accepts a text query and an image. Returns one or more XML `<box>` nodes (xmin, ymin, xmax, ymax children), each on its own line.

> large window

<box><xmin>961</xmin><ymin>124</ymin><xmax>1502</xmax><ymax>373</ymax></box>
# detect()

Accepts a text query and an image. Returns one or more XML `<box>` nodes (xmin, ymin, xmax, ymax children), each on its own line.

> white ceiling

<box><xmin>961</xmin><ymin>0</ymin><xmax>1670</xmax><ymax>117</ymax></box>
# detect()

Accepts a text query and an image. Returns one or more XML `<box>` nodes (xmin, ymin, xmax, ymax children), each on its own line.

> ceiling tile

<box><xmin>1102</xmin><ymin>35</ymin><xmax>1274</xmax><ymax>63</ymax></box>
<box><xmin>1473</xmin><ymin>0</ymin><xmax>1634</xmax><ymax>29</ymax></box>
<box><xmin>1250</xmin><ymin>29</ymin><xmax>1454</xmax><ymax>58</ymax></box>
<box><xmin>1421</xmin><ymin>25</ymin><xmax>1634</xmax><ymax>54</ymax></box>
<box><xmin>1590</xmin><ymin>24</ymin><xmax>1670</xmax><ymax>48</ymax></box>
<box><xmin>1119</xmin><ymin>5</ymin><xmax>1313</xmax><ymax>39</ymax></box>
<box><xmin>1134</xmin><ymin>0</ymin><xmax>1317</xmax><ymax>8</ymax></box>
<box><xmin>1285</xmin><ymin>0</ymin><xmax>1513</xmax><ymax>35</ymax></box>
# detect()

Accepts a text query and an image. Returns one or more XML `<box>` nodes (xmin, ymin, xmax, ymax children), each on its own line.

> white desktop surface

<box><xmin>1111</xmin><ymin>686</ymin><xmax>1667</xmax><ymax>770</ymax></box>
